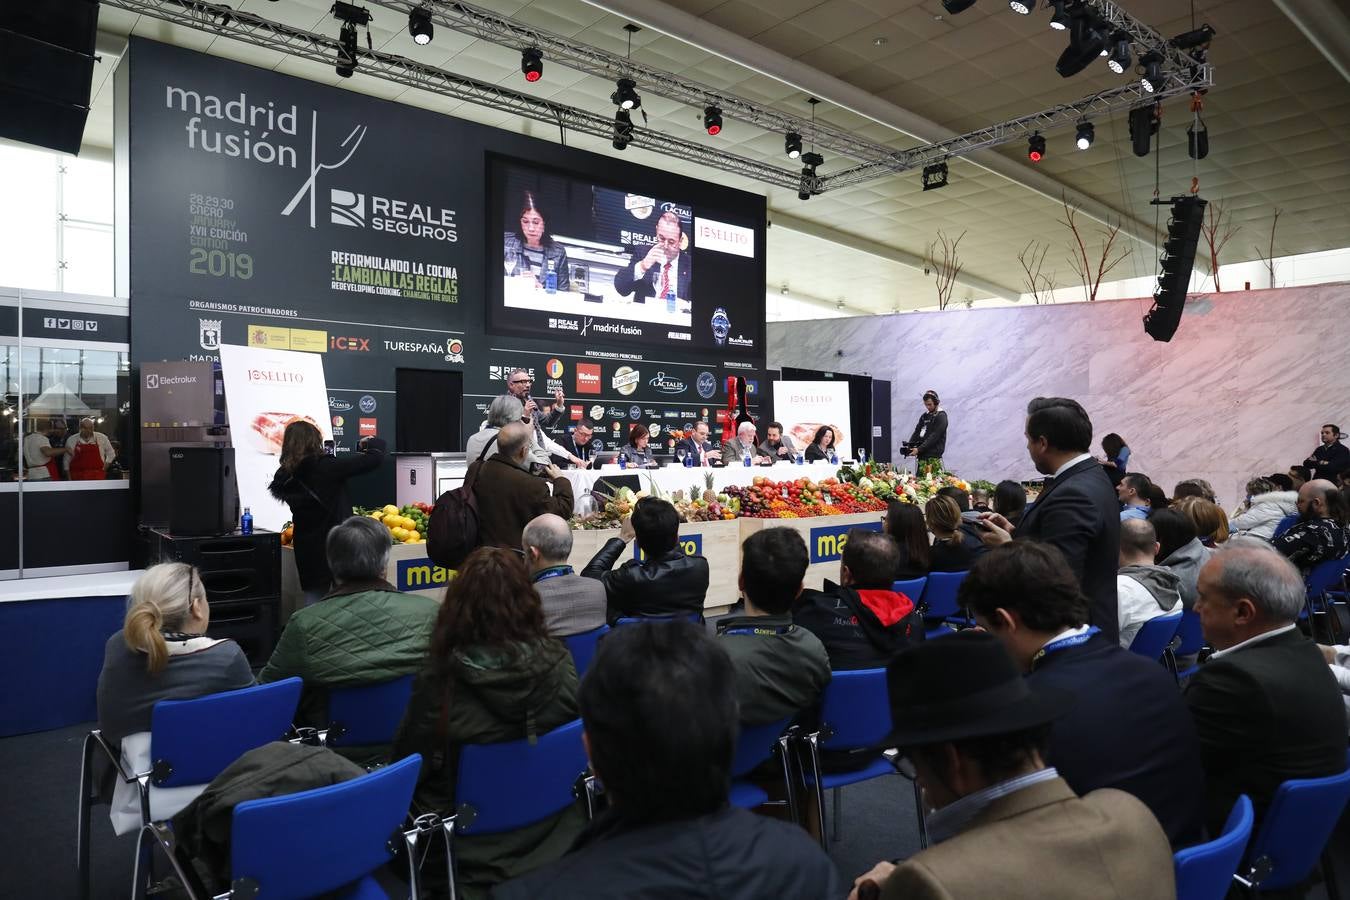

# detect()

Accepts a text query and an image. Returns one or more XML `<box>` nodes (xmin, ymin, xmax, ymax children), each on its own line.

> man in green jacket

<box><xmin>716</xmin><ymin>527</ymin><xmax>831</xmax><ymax>726</ymax></box>
<box><xmin>259</xmin><ymin>515</ymin><xmax>438</xmax><ymax>762</ymax></box>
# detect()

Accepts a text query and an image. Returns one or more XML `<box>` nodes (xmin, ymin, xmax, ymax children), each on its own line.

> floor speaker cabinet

<box><xmin>146</xmin><ymin>528</ymin><xmax>282</xmax><ymax>665</ymax></box>
<box><xmin>169</xmin><ymin>446</ymin><xmax>238</xmax><ymax>536</ymax></box>
<box><xmin>0</xmin><ymin>1</ymin><xmax>99</xmax><ymax>154</ymax></box>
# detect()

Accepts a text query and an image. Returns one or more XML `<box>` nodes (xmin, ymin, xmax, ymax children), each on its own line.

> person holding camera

<box><xmin>904</xmin><ymin>390</ymin><xmax>948</xmax><ymax>470</ymax></box>
<box><xmin>471</xmin><ymin>421</ymin><xmax>575</xmax><ymax>551</ymax></box>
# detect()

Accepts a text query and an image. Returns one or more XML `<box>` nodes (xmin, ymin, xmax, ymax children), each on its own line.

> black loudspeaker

<box><xmin>1144</xmin><ymin>195</ymin><xmax>1208</xmax><ymax>343</ymax></box>
<box><xmin>169</xmin><ymin>447</ymin><xmax>238</xmax><ymax>536</ymax></box>
<box><xmin>0</xmin><ymin>1</ymin><xmax>99</xmax><ymax>154</ymax></box>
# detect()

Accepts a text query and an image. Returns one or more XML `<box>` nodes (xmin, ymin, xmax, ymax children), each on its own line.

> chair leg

<box><xmin>131</xmin><ymin>825</ymin><xmax>151</xmax><ymax>900</ymax></box>
<box><xmin>831</xmin><ymin>787</ymin><xmax>842</xmax><ymax>843</ymax></box>
<box><xmin>76</xmin><ymin>733</ymin><xmax>97</xmax><ymax>900</ymax></box>
<box><xmin>776</xmin><ymin>735</ymin><xmax>799</xmax><ymax>826</ymax></box>
<box><xmin>1325</xmin><ymin>848</ymin><xmax>1343</xmax><ymax>900</ymax></box>
<box><xmin>440</xmin><ymin>818</ymin><xmax>457</xmax><ymax>900</ymax></box>
<box><xmin>913</xmin><ymin>777</ymin><xmax>928</xmax><ymax>850</ymax></box>
<box><xmin>803</xmin><ymin>735</ymin><xmax>828</xmax><ymax>852</ymax></box>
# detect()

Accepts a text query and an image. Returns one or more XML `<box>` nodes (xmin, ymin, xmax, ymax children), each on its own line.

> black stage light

<box><xmin>942</xmin><ymin>0</ymin><xmax>978</xmax><ymax>12</ymax></box>
<box><xmin>1055</xmin><ymin>10</ymin><xmax>1108</xmax><ymax>77</ymax></box>
<box><xmin>703</xmin><ymin>105</ymin><xmax>723</xmax><ymax>136</ymax></box>
<box><xmin>1107</xmin><ymin>31</ymin><xmax>1131</xmax><ymax>73</ymax></box>
<box><xmin>1009</xmin><ymin>0</ymin><xmax>1034</xmax><ymax>14</ymax></box>
<box><xmin>1075</xmin><ymin>120</ymin><xmax>1094</xmax><ymax>150</ymax></box>
<box><xmin>1048</xmin><ymin>0</ymin><xmax>1070</xmax><ymax>31</ymax></box>
<box><xmin>612</xmin><ymin>77</ymin><xmax>640</xmax><ymax>110</ymax></box>
<box><xmin>1144</xmin><ymin>194</ymin><xmax>1207</xmax><ymax>342</ymax></box>
<box><xmin>1139</xmin><ymin>51</ymin><xmax>1164</xmax><ymax>93</ymax></box>
<box><xmin>785</xmin><ymin>132</ymin><xmax>802</xmax><ymax>159</ymax></box>
<box><xmin>1027</xmin><ymin>132</ymin><xmax>1046</xmax><ymax>162</ymax></box>
<box><xmin>612</xmin><ymin>109</ymin><xmax>633</xmax><ymax>150</ymax></box>
<box><xmin>798</xmin><ymin>151</ymin><xmax>823</xmax><ymax>201</ymax></box>
<box><xmin>1170</xmin><ymin>24</ymin><xmax>1216</xmax><ymax>50</ymax></box>
<box><xmin>408</xmin><ymin>8</ymin><xmax>433</xmax><ymax>45</ymax></box>
<box><xmin>336</xmin><ymin>22</ymin><xmax>358</xmax><ymax>77</ymax></box>
<box><xmin>1188</xmin><ymin>120</ymin><xmax>1209</xmax><ymax>160</ymax></box>
<box><xmin>1128</xmin><ymin>104</ymin><xmax>1157</xmax><ymax>157</ymax></box>
<box><xmin>521</xmin><ymin>47</ymin><xmax>543</xmax><ymax>82</ymax></box>
<box><xmin>922</xmin><ymin>161</ymin><xmax>949</xmax><ymax>191</ymax></box>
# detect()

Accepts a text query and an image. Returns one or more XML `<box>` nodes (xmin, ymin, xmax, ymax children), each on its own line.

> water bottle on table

<box><xmin>618</xmin><ymin>451</ymin><xmax>628</xmax><ymax>470</ymax></box>
<box><xmin>240</xmin><ymin>507</ymin><xmax>253</xmax><ymax>535</ymax></box>
<box><xmin>665</xmin><ymin>289</ymin><xmax>676</xmax><ymax>314</ymax></box>
<box><xmin>742</xmin><ymin>445</ymin><xmax>752</xmax><ymax>467</ymax></box>
<box><xmin>545</xmin><ymin>260</ymin><xmax>558</xmax><ymax>294</ymax></box>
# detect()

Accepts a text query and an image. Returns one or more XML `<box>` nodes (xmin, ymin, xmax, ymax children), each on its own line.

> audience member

<box><xmin>1288</xmin><ymin>466</ymin><xmax>1311</xmax><ymax>491</ymax></box>
<box><xmin>794</xmin><ymin>530</ymin><xmax>924</xmax><ymax>670</ymax></box>
<box><xmin>1117</xmin><ymin>473</ymin><xmax>1152</xmax><ymax>521</ymax></box>
<box><xmin>926</xmin><ymin>495</ymin><xmax>979</xmax><ymax>572</ymax></box>
<box><xmin>976</xmin><ymin>397</ymin><xmax>1122</xmax><ymax>644</ymax></box>
<box><xmin>522</xmin><ymin>514</ymin><xmax>607</xmax><ymax>636</ymax></box>
<box><xmin>970</xmin><ymin>487</ymin><xmax>990</xmax><ymax>512</ymax></box>
<box><xmin>1173</xmin><ymin>479</ymin><xmax>1217</xmax><ymax>503</ymax></box>
<box><xmin>848</xmin><ymin>631</ymin><xmax>1174</xmax><ymax>900</ymax></box>
<box><xmin>993</xmin><ymin>479</ymin><xmax>1027</xmax><ymax>528</ymax></box>
<box><xmin>1268</xmin><ymin>472</ymin><xmax>1296</xmax><ymax>492</ymax></box>
<box><xmin>1229</xmin><ymin>476</ymin><xmax>1298</xmax><ymax>539</ymax></box>
<box><xmin>960</xmin><ymin>542</ymin><xmax>1204</xmax><ymax>847</ymax></box>
<box><xmin>1116</xmin><ymin>519</ymin><xmax>1183</xmax><ymax>649</ymax></box>
<box><xmin>937</xmin><ymin>485</ymin><xmax>990</xmax><ymax>553</ymax></box>
<box><xmin>1185</xmin><ymin>540</ymin><xmax>1345</xmax><ymax>834</ymax></box>
<box><xmin>1174</xmin><ymin>496</ymin><xmax>1230</xmax><ymax>547</ymax></box>
<box><xmin>392</xmin><ymin>547</ymin><xmax>581</xmax><ymax>897</ymax></box>
<box><xmin>258</xmin><ymin>517</ymin><xmax>438</xmax><ymax>760</ymax></box>
<box><xmin>493</xmin><ymin>621</ymin><xmax>840</xmax><ymax>899</ymax></box>
<box><xmin>1149</xmin><ymin>508</ymin><xmax>1210</xmax><ymax>611</ymax></box>
<box><xmin>471</xmin><ymin>421</ymin><xmax>575</xmax><ymax>550</ymax></box>
<box><xmin>1101</xmin><ymin>432</ymin><xmax>1131</xmax><ymax>474</ymax></box>
<box><xmin>883</xmin><ymin>501</ymin><xmax>931</xmax><ymax>579</ymax></box>
<box><xmin>466</xmin><ymin>393</ymin><xmax>522</xmax><ymax>462</ymax></box>
<box><xmin>1144</xmin><ymin>482</ymin><xmax>1170</xmax><ymax>511</ymax></box>
<box><xmin>582</xmin><ymin>497</ymin><xmax>709</xmax><ymax>623</ymax></box>
<box><xmin>1270</xmin><ymin>478</ymin><xmax>1349</xmax><ymax>571</ymax></box>
<box><xmin>717</xmin><ymin>528</ymin><xmax>830</xmax><ymax>726</ymax></box>
<box><xmin>1305</xmin><ymin>423</ymin><xmax>1350</xmax><ymax>482</ymax></box>
<box><xmin>1316</xmin><ymin>643</ymin><xmax>1350</xmax><ymax>734</ymax></box>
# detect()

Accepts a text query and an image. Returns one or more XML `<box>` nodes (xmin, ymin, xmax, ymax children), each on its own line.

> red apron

<box><xmin>69</xmin><ymin>439</ymin><xmax>106</xmax><ymax>480</ymax></box>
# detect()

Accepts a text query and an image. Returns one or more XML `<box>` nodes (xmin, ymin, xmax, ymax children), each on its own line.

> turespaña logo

<box><xmin>612</xmin><ymin>366</ymin><xmax>640</xmax><ymax>396</ymax></box>
<box><xmin>629</xmin><ymin>405</ymin><xmax>642</xmax><ymax>420</ymax></box>
<box><xmin>358</xmin><ymin>395</ymin><xmax>377</xmax><ymax>414</ymax></box>
<box><xmin>648</xmin><ymin>371</ymin><xmax>687</xmax><ymax>394</ymax></box>
<box><xmin>696</xmin><ymin>371</ymin><xmax>717</xmax><ymax>399</ymax></box>
<box><xmin>545</xmin><ymin>358</ymin><xmax>564</xmax><ymax>379</ymax></box>
<box><xmin>198</xmin><ymin>318</ymin><xmax>221</xmax><ymax>350</ymax></box>
<box><xmin>330</xmin><ymin>189</ymin><xmax>365</xmax><ymax>227</ymax></box>
<box><xmin>446</xmin><ymin>338</ymin><xmax>465</xmax><ymax>364</ymax></box>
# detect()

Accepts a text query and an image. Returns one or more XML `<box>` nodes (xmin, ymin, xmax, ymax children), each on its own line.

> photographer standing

<box><xmin>904</xmin><ymin>390</ymin><xmax>948</xmax><ymax>471</ymax></box>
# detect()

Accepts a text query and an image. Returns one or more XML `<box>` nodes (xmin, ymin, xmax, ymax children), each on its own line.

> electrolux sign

<box><xmin>808</xmin><ymin>521</ymin><xmax>882</xmax><ymax>564</ymax></box>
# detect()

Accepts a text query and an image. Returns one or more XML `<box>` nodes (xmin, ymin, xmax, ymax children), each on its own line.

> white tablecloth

<box><xmin>563</xmin><ymin>460</ymin><xmax>841</xmax><ymax>514</ymax></box>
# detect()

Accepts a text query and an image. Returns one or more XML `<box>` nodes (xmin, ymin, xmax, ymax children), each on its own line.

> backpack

<box><xmin>428</xmin><ymin>437</ymin><xmax>494</xmax><ymax>569</ymax></box>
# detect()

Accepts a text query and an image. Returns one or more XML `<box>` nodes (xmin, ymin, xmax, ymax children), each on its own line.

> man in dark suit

<box><xmin>977</xmin><ymin>397</ymin><xmax>1121</xmax><ymax>644</ymax></box>
<box><xmin>961</xmin><ymin>541</ymin><xmax>1206</xmax><ymax>848</ymax></box>
<box><xmin>552</xmin><ymin>418</ymin><xmax>597</xmax><ymax>469</ymax></box>
<box><xmin>612</xmin><ymin>212</ymin><xmax>692</xmax><ymax>304</ymax></box>
<box><xmin>672</xmin><ymin>421</ymin><xmax>721</xmax><ymax>467</ymax></box>
<box><xmin>1186</xmin><ymin>540</ymin><xmax>1345</xmax><ymax>834</ymax></box>
<box><xmin>470</xmin><ymin>422</ymin><xmax>575</xmax><ymax>550</ymax></box>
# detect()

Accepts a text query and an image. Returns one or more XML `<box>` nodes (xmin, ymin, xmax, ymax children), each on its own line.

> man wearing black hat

<box><xmin>847</xmin><ymin>631</ymin><xmax>1174</xmax><ymax>900</ymax></box>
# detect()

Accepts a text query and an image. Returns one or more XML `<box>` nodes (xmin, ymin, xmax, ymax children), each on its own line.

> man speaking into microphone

<box><xmin>612</xmin><ymin>211</ymin><xmax>692</xmax><ymax>305</ymax></box>
<box><xmin>504</xmin><ymin>367</ymin><xmax>585</xmax><ymax>468</ymax></box>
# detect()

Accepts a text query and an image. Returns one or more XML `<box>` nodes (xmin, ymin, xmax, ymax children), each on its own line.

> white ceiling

<box><xmin>86</xmin><ymin>0</ymin><xmax>1350</xmax><ymax>314</ymax></box>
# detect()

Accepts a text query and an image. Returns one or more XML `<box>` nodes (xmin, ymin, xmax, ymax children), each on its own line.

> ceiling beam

<box><xmin>770</xmin><ymin>211</ymin><xmax>1023</xmax><ymax>303</ymax></box>
<box><xmin>1272</xmin><ymin>0</ymin><xmax>1350</xmax><ymax>85</ymax></box>
<box><xmin>577</xmin><ymin>0</ymin><xmax>1182</xmax><ymax>266</ymax></box>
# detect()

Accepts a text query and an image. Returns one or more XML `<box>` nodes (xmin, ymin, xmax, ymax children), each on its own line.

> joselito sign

<box><xmin>693</xmin><ymin>216</ymin><xmax>755</xmax><ymax>258</ymax></box>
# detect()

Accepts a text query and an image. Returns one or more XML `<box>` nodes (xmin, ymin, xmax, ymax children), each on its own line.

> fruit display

<box><xmin>724</xmin><ymin>476</ymin><xmax>889</xmax><ymax>519</ymax></box>
<box><xmin>280</xmin><ymin>522</ymin><xmax>294</xmax><ymax>546</ymax></box>
<box><xmin>571</xmin><ymin>486</ymin><xmax>637</xmax><ymax>530</ymax></box>
<box><xmin>357</xmin><ymin>503</ymin><xmax>431</xmax><ymax>544</ymax></box>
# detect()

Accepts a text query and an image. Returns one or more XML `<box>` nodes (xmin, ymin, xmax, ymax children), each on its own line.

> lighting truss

<box><xmin>97</xmin><ymin>0</ymin><xmax>805</xmax><ymax>190</ymax></box>
<box><xmin>1080</xmin><ymin>0</ymin><xmax>1209</xmax><ymax>73</ymax></box>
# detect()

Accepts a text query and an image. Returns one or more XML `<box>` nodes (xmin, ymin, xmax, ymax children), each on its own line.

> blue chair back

<box><xmin>818</xmin><ymin>668</ymin><xmax>891</xmax><ymax>751</ymax></box>
<box><xmin>614</xmin><ymin>612</ymin><xmax>702</xmax><ymax>626</ymax></box>
<box><xmin>230</xmin><ymin>754</ymin><xmax>421</xmax><ymax>900</ymax></box>
<box><xmin>455</xmin><ymin>719</ymin><xmax>586</xmax><ymax>834</ymax></box>
<box><xmin>1128</xmin><ymin>610</ymin><xmax>1183</xmax><ymax>661</ymax></box>
<box><xmin>1305</xmin><ymin>555</ymin><xmax>1350</xmax><ymax>598</ymax></box>
<box><xmin>1173</xmin><ymin>795</ymin><xmax>1253</xmax><ymax>900</ymax></box>
<box><xmin>731</xmin><ymin>718</ymin><xmax>792</xmax><ymax>779</ymax></box>
<box><xmin>563</xmin><ymin>625</ymin><xmax>609</xmax><ymax>677</ymax></box>
<box><xmin>1272</xmin><ymin>514</ymin><xmax>1298</xmax><ymax>538</ymax></box>
<box><xmin>149</xmin><ymin>678</ymin><xmax>302</xmax><ymax>787</ymax></box>
<box><xmin>920</xmin><ymin>571</ymin><xmax>967</xmax><ymax>621</ymax></box>
<box><xmin>1173</xmin><ymin>610</ymin><xmax>1205</xmax><ymax>657</ymax></box>
<box><xmin>326</xmin><ymin>675</ymin><xmax>414</xmax><ymax>748</ymax></box>
<box><xmin>1244</xmin><ymin>750</ymin><xmax>1350</xmax><ymax>890</ymax></box>
<box><xmin>891</xmin><ymin>578</ymin><xmax>927</xmax><ymax>603</ymax></box>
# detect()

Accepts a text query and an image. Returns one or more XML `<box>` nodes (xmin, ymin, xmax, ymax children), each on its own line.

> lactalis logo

<box><xmin>330</xmin><ymin>189</ymin><xmax>365</xmax><ymax>227</ymax></box>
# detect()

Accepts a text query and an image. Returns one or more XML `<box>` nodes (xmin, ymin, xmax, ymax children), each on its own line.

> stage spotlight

<box><xmin>1075</xmin><ymin>121</ymin><xmax>1094</xmax><ymax>150</ymax></box>
<box><xmin>1139</xmin><ymin>51</ymin><xmax>1163</xmax><ymax>93</ymax></box>
<box><xmin>1106</xmin><ymin>31</ymin><xmax>1131</xmax><ymax>73</ymax></box>
<box><xmin>1048</xmin><ymin>0</ymin><xmax>1070</xmax><ymax>31</ymax></box>
<box><xmin>520</xmin><ymin>47</ymin><xmax>543</xmax><ymax>82</ymax></box>
<box><xmin>703</xmin><ymin>105</ymin><xmax>723</xmax><ymax>136</ymax></box>
<box><xmin>1055</xmin><ymin>12</ymin><xmax>1108</xmax><ymax>77</ymax></box>
<box><xmin>785</xmin><ymin>132</ymin><xmax>802</xmax><ymax>159</ymax></box>
<box><xmin>612</xmin><ymin>77</ymin><xmax>640</xmax><ymax>110</ymax></box>
<box><xmin>798</xmin><ymin>151</ymin><xmax>823</xmax><ymax>201</ymax></box>
<box><xmin>408</xmin><ymin>8</ymin><xmax>433</xmax><ymax>45</ymax></box>
<box><xmin>336</xmin><ymin>22</ymin><xmax>358</xmax><ymax>77</ymax></box>
<box><xmin>1170</xmin><ymin>23</ymin><xmax>1216</xmax><ymax>50</ymax></box>
<box><xmin>922</xmin><ymin>161</ymin><xmax>949</xmax><ymax>191</ymax></box>
<box><xmin>1009</xmin><ymin>0</ymin><xmax>1033</xmax><ymax>14</ymax></box>
<box><xmin>941</xmin><ymin>0</ymin><xmax>977</xmax><ymax>12</ymax></box>
<box><xmin>612</xmin><ymin>109</ymin><xmax>633</xmax><ymax>150</ymax></box>
<box><xmin>1027</xmin><ymin>132</ymin><xmax>1046</xmax><ymax>162</ymax></box>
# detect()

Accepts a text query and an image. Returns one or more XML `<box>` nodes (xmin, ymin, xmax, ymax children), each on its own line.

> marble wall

<box><xmin>767</xmin><ymin>283</ymin><xmax>1350</xmax><ymax>509</ymax></box>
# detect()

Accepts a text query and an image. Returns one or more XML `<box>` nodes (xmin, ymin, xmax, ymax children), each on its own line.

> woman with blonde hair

<box><xmin>1174</xmin><ymin>496</ymin><xmax>1230</xmax><ymax>547</ymax></box>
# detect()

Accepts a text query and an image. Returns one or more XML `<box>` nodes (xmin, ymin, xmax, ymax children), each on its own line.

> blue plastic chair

<box><xmin>1128</xmin><ymin>610</ymin><xmax>1183</xmax><ymax>663</ymax></box>
<box><xmin>919</xmin><ymin>571</ymin><xmax>968</xmax><ymax>638</ymax></box>
<box><xmin>1237</xmin><ymin>750</ymin><xmax>1350</xmax><ymax>894</ymax></box>
<box><xmin>613</xmin><ymin>612</ymin><xmax>703</xmax><ymax>626</ymax></box>
<box><xmin>324</xmin><ymin>675</ymin><xmax>415</xmax><ymax>749</ymax></box>
<box><xmin>1166</xmin><ymin>610</ymin><xmax>1207</xmax><ymax>681</ymax></box>
<box><xmin>78</xmin><ymin>678</ymin><xmax>303</xmax><ymax>900</ymax></box>
<box><xmin>1304</xmin><ymin>555</ymin><xmax>1350</xmax><ymax>643</ymax></box>
<box><xmin>563</xmin><ymin>625</ymin><xmax>609</xmax><ymax>677</ymax></box>
<box><xmin>891</xmin><ymin>577</ymin><xmax>927</xmax><ymax>604</ymax></box>
<box><xmin>727</xmin><ymin>717</ymin><xmax>796</xmax><ymax>813</ymax></box>
<box><xmin>1173</xmin><ymin>795</ymin><xmax>1253</xmax><ymax>900</ymax></box>
<box><xmin>1272</xmin><ymin>513</ymin><xmax>1299</xmax><ymax>538</ymax></box>
<box><xmin>799</xmin><ymin>668</ymin><xmax>916</xmax><ymax>849</ymax></box>
<box><xmin>138</xmin><ymin>754</ymin><xmax>424</xmax><ymax>900</ymax></box>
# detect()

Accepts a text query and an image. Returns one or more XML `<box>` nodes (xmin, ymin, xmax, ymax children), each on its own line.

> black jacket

<box><xmin>1304</xmin><ymin>440</ymin><xmax>1350</xmax><ymax>482</ymax></box>
<box><xmin>552</xmin><ymin>433</ymin><xmax>593</xmax><ymax>468</ymax></box>
<box><xmin>1016</xmin><ymin>458</ymin><xmax>1122</xmax><ymax>644</ymax></box>
<box><xmin>793</xmin><ymin>583</ymin><xmax>924</xmax><ymax>671</ymax></box>
<box><xmin>611</xmin><ymin>250</ymin><xmax>693</xmax><ymax>303</ymax></box>
<box><xmin>269</xmin><ymin>439</ymin><xmax>386</xmax><ymax>593</ymax></box>
<box><xmin>673</xmin><ymin>437</ymin><xmax>716</xmax><ymax>466</ymax></box>
<box><xmin>581</xmin><ymin>538</ymin><xmax>710</xmax><ymax>624</ymax></box>
<box><xmin>1185</xmin><ymin>627</ymin><xmax>1345</xmax><ymax>835</ymax></box>
<box><xmin>1028</xmin><ymin>632</ymin><xmax>1206</xmax><ymax>848</ymax></box>
<box><xmin>491</xmin><ymin>806</ymin><xmax>840</xmax><ymax>900</ymax></box>
<box><xmin>907</xmin><ymin>409</ymin><xmax>948</xmax><ymax>459</ymax></box>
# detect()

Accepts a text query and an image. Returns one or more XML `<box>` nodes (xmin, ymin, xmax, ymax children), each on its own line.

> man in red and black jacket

<box><xmin>792</xmin><ymin>529</ymin><xmax>925</xmax><ymax>671</ymax></box>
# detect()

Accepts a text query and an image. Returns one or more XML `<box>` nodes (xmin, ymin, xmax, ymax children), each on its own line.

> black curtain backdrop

<box><xmin>396</xmin><ymin>369</ymin><xmax>463</xmax><ymax>452</ymax></box>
